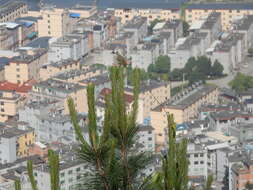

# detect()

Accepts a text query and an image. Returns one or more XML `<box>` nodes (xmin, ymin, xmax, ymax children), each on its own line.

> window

<box><xmin>1</xmin><ymin>108</ymin><xmax>4</xmax><ymax>112</ymax></box>
<box><xmin>17</xmin><ymin>74</ymin><xmax>20</xmax><ymax>78</ymax></box>
<box><xmin>200</xmin><ymin>153</ymin><xmax>204</xmax><ymax>157</ymax></box>
<box><xmin>148</xmin><ymin>137</ymin><xmax>152</xmax><ymax>141</ymax></box>
<box><xmin>194</xmin><ymin>154</ymin><xmax>198</xmax><ymax>158</ymax></box>
<box><xmin>60</xmin><ymin>180</ymin><xmax>65</xmax><ymax>185</ymax></box>
<box><xmin>194</xmin><ymin>161</ymin><xmax>198</xmax><ymax>165</ymax></box>
<box><xmin>76</xmin><ymin>167</ymin><xmax>80</xmax><ymax>172</ymax></box>
<box><xmin>16</xmin><ymin>68</ymin><xmax>20</xmax><ymax>72</ymax></box>
<box><xmin>200</xmin><ymin>161</ymin><xmax>204</xmax><ymax>164</ymax></box>
<box><xmin>60</xmin><ymin>172</ymin><xmax>65</xmax><ymax>177</ymax></box>
<box><xmin>68</xmin><ymin>170</ymin><xmax>73</xmax><ymax>175</ymax></box>
<box><xmin>0</xmin><ymin>102</ymin><xmax>4</xmax><ymax>105</ymax></box>
<box><xmin>69</xmin><ymin>178</ymin><xmax>73</xmax><ymax>183</ymax></box>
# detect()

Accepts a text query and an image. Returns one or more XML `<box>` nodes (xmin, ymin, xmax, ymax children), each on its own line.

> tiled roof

<box><xmin>0</xmin><ymin>80</ymin><xmax>36</xmax><ymax>93</ymax></box>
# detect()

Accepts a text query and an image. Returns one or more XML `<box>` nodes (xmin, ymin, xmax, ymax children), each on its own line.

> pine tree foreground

<box><xmin>15</xmin><ymin>60</ymin><xmax>213</xmax><ymax>190</ymax></box>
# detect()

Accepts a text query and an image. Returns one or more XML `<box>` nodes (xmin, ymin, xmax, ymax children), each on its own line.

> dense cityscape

<box><xmin>1</xmin><ymin>0</ymin><xmax>253</xmax><ymax>189</ymax></box>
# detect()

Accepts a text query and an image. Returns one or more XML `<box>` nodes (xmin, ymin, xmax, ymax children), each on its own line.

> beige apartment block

<box><xmin>0</xmin><ymin>1</ymin><xmax>27</xmax><ymax>23</ymax></box>
<box><xmin>69</xmin><ymin>6</ymin><xmax>97</xmax><ymax>18</ymax></box>
<box><xmin>151</xmin><ymin>84</ymin><xmax>218</xmax><ymax>149</ymax></box>
<box><xmin>31</xmin><ymin>79</ymin><xmax>88</xmax><ymax>114</ymax></box>
<box><xmin>5</xmin><ymin>49</ymin><xmax>47</xmax><ymax>84</ymax></box>
<box><xmin>185</xmin><ymin>3</ymin><xmax>253</xmax><ymax>30</ymax></box>
<box><xmin>28</xmin><ymin>8</ymin><xmax>73</xmax><ymax>38</ymax></box>
<box><xmin>125</xmin><ymin>81</ymin><xmax>171</xmax><ymax>124</ymax></box>
<box><xmin>39</xmin><ymin>59</ymin><xmax>81</xmax><ymax>81</ymax></box>
<box><xmin>0</xmin><ymin>91</ymin><xmax>25</xmax><ymax>122</ymax></box>
<box><xmin>53</xmin><ymin>68</ymin><xmax>104</xmax><ymax>83</ymax></box>
<box><xmin>115</xmin><ymin>8</ymin><xmax>180</xmax><ymax>24</ymax></box>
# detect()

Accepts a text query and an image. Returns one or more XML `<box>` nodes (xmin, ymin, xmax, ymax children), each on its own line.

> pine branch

<box><xmin>48</xmin><ymin>150</ymin><xmax>59</xmax><ymax>190</ymax></box>
<box><xmin>27</xmin><ymin>160</ymin><xmax>38</xmax><ymax>190</ymax></box>
<box><xmin>15</xmin><ymin>180</ymin><xmax>21</xmax><ymax>190</ymax></box>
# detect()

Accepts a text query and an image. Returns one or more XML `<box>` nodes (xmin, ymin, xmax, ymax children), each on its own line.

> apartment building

<box><xmin>29</xmin><ymin>110</ymin><xmax>86</xmax><ymax>143</ymax></box>
<box><xmin>130</xmin><ymin>42</ymin><xmax>160</xmax><ymax>71</ymax></box>
<box><xmin>124</xmin><ymin>17</ymin><xmax>148</xmax><ymax>44</ymax></box>
<box><xmin>31</xmin><ymin>79</ymin><xmax>87</xmax><ymax>114</ymax></box>
<box><xmin>39</xmin><ymin>59</ymin><xmax>80</xmax><ymax>81</ymax></box>
<box><xmin>209</xmin><ymin>110</ymin><xmax>253</xmax><ymax>134</ymax></box>
<box><xmin>0</xmin><ymin>90</ymin><xmax>25</xmax><ymax>122</ymax></box>
<box><xmin>151</xmin><ymin>84</ymin><xmax>218</xmax><ymax>147</ymax></box>
<box><xmin>233</xmin><ymin>15</ymin><xmax>253</xmax><ymax>54</ymax></box>
<box><xmin>0</xmin><ymin>21</ymin><xmax>37</xmax><ymax>50</ymax></box>
<box><xmin>37</xmin><ymin>7</ymin><xmax>73</xmax><ymax>38</ymax></box>
<box><xmin>48</xmin><ymin>32</ymin><xmax>88</xmax><ymax>62</ymax></box>
<box><xmin>69</xmin><ymin>5</ymin><xmax>97</xmax><ymax>18</ymax></box>
<box><xmin>136</xmin><ymin>125</ymin><xmax>155</xmax><ymax>153</ymax></box>
<box><xmin>0</xmin><ymin>123</ymin><xmax>35</xmax><ymax>164</ymax></box>
<box><xmin>185</xmin><ymin>3</ymin><xmax>253</xmax><ymax>30</ymax></box>
<box><xmin>126</xmin><ymin>80</ymin><xmax>171</xmax><ymax>124</ymax></box>
<box><xmin>0</xmin><ymin>1</ymin><xmax>27</xmax><ymax>23</ymax></box>
<box><xmin>5</xmin><ymin>49</ymin><xmax>47</xmax><ymax>84</ymax></box>
<box><xmin>207</xmin><ymin>33</ymin><xmax>245</xmax><ymax>73</ymax></box>
<box><xmin>34</xmin><ymin>143</ymin><xmax>88</xmax><ymax>190</ymax></box>
<box><xmin>231</xmin><ymin>159</ymin><xmax>253</xmax><ymax>190</ymax></box>
<box><xmin>0</xmin><ymin>23</ymin><xmax>19</xmax><ymax>50</ymax></box>
<box><xmin>53</xmin><ymin>68</ymin><xmax>104</xmax><ymax>83</ymax></box>
<box><xmin>79</xmin><ymin>73</ymin><xmax>110</xmax><ymax>98</ymax></box>
<box><xmin>187</xmin><ymin>141</ymin><xmax>208</xmax><ymax>178</ymax></box>
<box><xmin>114</xmin><ymin>8</ymin><xmax>180</xmax><ymax>24</ymax></box>
<box><xmin>153</xmin><ymin>19</ymin><xmax>183</xmax><ymax>48</ymax></box>
<box><xmin>169</xmin><ymin>32</ymin><xmax>209</xmax><ymax>70</ymax></box>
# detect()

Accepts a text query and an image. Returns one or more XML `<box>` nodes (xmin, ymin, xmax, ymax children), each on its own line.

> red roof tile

<box><xmin>0</xmin><ymin>80</ymin><xmax>36</xmax><ymax>93</ymax></box>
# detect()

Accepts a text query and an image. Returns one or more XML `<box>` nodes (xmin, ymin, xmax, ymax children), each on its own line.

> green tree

<box><xmin>127</xmin><ymin>65</ymin><xmax>149</xmax><ymax>85</ymax></box>
<box><xmin>170</xmin><ymin>68</ymin><xmax>183</xmax><ymax>81</ymax></box>
<box><xmin>229</xmin><ymin>73</ymin><xmax>253</xmax><ymax>92</ymax></box>
<box><xmin>245</xmin><ymin>182</ymin><xmax>253</xmax><ymax>190</ymax></box>
<box><xmin>204</xmin><ymin>175</ymin><xmax>213</xmax><ymax>190</ymax></box>
<box><xmin>248</xmin><ymin>48</ymin><xmax>253</xmax><ymax>55</ymax></box>
<box><xmin>16</xmin><ymin>150</ymin><xmax>59</xmax><ymax>190</ymax></box>
<box><xmin>148</xmin><ymin>114</ymin><xmax>188</xmax><ymax>190</ymax></box>
<box><xmin>183</xmin><ymin>21</ymin><xmax>190</xmax><ymax>37</ymax></box>
<box><xmin>148</xmin><ymin>55</ymin><xmax>170</xmax><ymax>74</ymax></box>
<box><xmin>211</xmin><ymin>60</ymin><xmax>224</xmax><ymax>76</ymax></box>
<box><xmin>68</xmin><ymin>60</ymin><xmax>152</xmax><ymax>189</ymax></box>
<box><xmin>15</xmin><ymin>180</ymin><xmax>21</xmax><ymax>190</ymax></box>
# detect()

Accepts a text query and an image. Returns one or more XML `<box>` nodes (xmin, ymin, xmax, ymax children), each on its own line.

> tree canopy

<box><xmin>148</xmin><ymin>55</ymin><xmax>171</xmax><ymax>74</ymax></box>
<box><xmin>229</xmin><ymin>73</ymin><xmax>253</xmax><ymax>92</ymax></box>
<box><xmin>170</xmin><ymin>56</ymin><xmax>224</xmax><ymax>83</ymax></box>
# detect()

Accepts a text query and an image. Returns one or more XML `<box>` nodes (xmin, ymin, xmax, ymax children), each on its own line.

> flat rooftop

<box><xmin>124</xmin><ymin>16</ymin><xmax>147</xmax><ymax>29</ymax></box>
<box><xmin>34</xmin><ymin>79</ymin><xmax>86</xmax><ymax>94</ymax></box>
<box><xmin>0</xmin><ymin>1</ymin><xmax>26</xmax><ymax>17</ymax></box>
<box><xmin>187</xmin><ymin>3</ymin><xmax>253</xmax><ymax>10</ymax></box>
<box><xmin>44</xmin><ymin>58</ymin><xmax>78</xmax><ymax>68</ymax></box>
<box><xmin>155</xmin><ymin>84</ymin><xmax>217</xmax><ymax>110</ymax></box>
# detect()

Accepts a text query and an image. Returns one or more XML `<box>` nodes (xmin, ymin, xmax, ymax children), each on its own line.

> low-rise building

<box><xmin>0</xmin><ymin>90</ymin><xmax>25</xmax><ymax>122</ymax></box>
<box><xmin>185</xmin><ymin>3</ymin><xmax>253</xmax><ymax>30</ymax></box>
<box><xmin>151</xmin><ymin>84</ymin><xmax>218</xmax><ymax>148</ymax></box>
<box><xmin>39</xmin><ymin>59</ymin><xmax>80</xmax><ymax>81</ymax></box>
<box><xmin>114</xmin><ymin>8</ymin><xmax>180</xmax><ymax>24</ymax></box>
<box><xmin>124</xmin><ymin>17</ymin><xmax>148</xmax><ymax>44</ymax></box>
<box><xmin>0</xmin><ymin>123</ymin><xmax>35</xmax><ymax>164</ymax></box>
<box><xmin>48</xmin><ymin>32</ymin><xmax>88</xmax><ymax>62</ymax></box>
<box><xmin>208</xmin><ymin>110</ymin><xmax>253</xmax><ymax>134</ymax></box>
<box><xmin>4</xmin><ymin>48</ymin><xmax>47</xmax><ymax>84</ymax></box>
<box><xmin>31</xmin><ymin>79</ymin><xmax>87</xmax><ymax>114</ymax></box>
<box><xmin>231</xmin><ymin>159</ymin><xmax>253</xmax><ymax>190</ymax></box>
<box><xmin>0</xmin><ymin>1</ymin><xmax>27</xmax><ymax>23</ymax></box>
<box><xmin>130</xmin><ymin>42</ymin><xmax>160</xmax><ymax>71</ymax></box>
